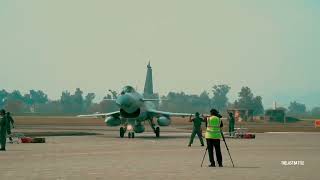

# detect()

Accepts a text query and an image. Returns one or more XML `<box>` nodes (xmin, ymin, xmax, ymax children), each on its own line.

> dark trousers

<box><xmin>7</xmin><ymin>128</ymin><xmax>13</xmax><ymax>141</ymax></box>
<box><xmin>0</xmin><ymin>131</ymin><xmax>6</xmax><ymax>150</ymax></box>
<box><xmin>229</xmin><ymin>123</ymin><xmax>235</xmax><ymax>136</ymax></box>
<box><xmin>206</xmin><ymin>139</ymin><xmax>222</xmax><ymax>166</ymax></box>
<box><xmin>188</xmin><ymin>129</ymin><xmax>204</xmax><ymax>145</ymax></box>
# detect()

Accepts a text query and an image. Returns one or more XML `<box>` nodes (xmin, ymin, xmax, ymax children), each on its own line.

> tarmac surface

<box><xmin>0</xmin><ymin>126</ymin><xmax>319</xmax><ymax>180</ymax></box>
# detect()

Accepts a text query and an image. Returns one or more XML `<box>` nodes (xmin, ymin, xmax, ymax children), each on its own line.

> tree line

<box><xmin>0</xmin><ymin>85</ymin><xmax>318</xmax><ymax>118</ymax></box>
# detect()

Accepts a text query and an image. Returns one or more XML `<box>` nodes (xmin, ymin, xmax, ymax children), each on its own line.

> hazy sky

<box><xmin>0</xmin><ymin>0</ymin><xmax>319</xmax><ymax>109</ymax></box>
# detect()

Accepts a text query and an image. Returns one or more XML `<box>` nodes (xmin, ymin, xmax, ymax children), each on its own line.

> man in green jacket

<box><xmin>0</xmin><ymin>109</ymin><xmax>7</xmax><ymax>151</ymax></box>
<box><xmin>228</xmin><ymin>112</ymin><xmax>235</xmax><ymax>136</ymax></box>
<box><xmin>188</xmin><ymin>112</ymin><xmax>205</xmax><ymax>147</ymax></box>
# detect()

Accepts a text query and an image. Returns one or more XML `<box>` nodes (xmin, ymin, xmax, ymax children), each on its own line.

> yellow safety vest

<box><xmin>205</xmin><ymin>116</ymin><xmax>222</xmax><ymax>139</ymax></box>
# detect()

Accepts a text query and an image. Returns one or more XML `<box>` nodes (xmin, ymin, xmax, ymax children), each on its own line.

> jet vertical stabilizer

<box><xmin>144</xmin><ymin>62</ymin><xmax>154</xmax><ymax>97</ymax></box>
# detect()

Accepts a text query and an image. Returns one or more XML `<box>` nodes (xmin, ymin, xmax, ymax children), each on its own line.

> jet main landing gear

<box><xmin>155</xmin><ymin>127</ymin><xmax>160</xmax><ymax>138</ymax></box>
<box><xmin>148</xmin><ymin>118</ymin><xmax>160</xmax><ymax>138</ymax></box>
<box><xmin>120</xmin><ymin>127</ymin><xmax>125</xmax><ymax>138</ymax></box>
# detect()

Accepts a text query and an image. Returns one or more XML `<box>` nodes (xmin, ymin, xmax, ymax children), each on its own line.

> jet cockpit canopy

<box><xmin>121</xmin><ymin>86</ymin><xmax>135</xmax><ymax>95</ymax></box>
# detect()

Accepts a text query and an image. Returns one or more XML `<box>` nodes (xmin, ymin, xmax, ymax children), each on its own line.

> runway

<box><xmin>0</xmin><ymin>126</ymin><xmax>319</xmax><ymax>180</ymax></box>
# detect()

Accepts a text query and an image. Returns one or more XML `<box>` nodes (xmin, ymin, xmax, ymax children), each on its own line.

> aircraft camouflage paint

<box><xmin>79</xmin><ymin>62</ymin><xmax>191</xmax><ymax>138</ymax></box>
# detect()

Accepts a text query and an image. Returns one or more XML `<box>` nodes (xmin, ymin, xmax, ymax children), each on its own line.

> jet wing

<box><xmin>78</xmin><ymin>111</ymin><xmax>120</xmax><ymax>118</ymax></box>
<box><xmin>142</xmin><ymin>98</ymin><xmax>168</xmax><ymax>102</ymax></box>
<box><xmin>148</xmin><ymin>109</ymin><xmax>192</xmax><ymax>118</ymax></box>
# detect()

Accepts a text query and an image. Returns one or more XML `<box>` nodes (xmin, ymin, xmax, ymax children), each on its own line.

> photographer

<box><xmin>205</xmin><ymin>109</ymin><xmax>223</xmax><ymax>167</ymax></box>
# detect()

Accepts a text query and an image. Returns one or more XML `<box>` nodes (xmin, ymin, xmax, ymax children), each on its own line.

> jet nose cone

<box><xmin>116</xmin><ymin>94</ymin><xmax>137</xmax><ymax>113</ymax></box>
<box><xmin>116</xmin><ymin>94</ymin><xmax>131</xmax><ymax>108</ymax></box>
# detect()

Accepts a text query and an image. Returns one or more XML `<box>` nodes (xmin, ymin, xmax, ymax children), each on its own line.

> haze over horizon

<box><xmin>1</xmin><ymin>0</ymin><xmax>319</xmax><ymax>109</ymax></box>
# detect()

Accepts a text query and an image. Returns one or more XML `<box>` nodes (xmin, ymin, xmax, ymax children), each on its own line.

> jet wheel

<box><xmin>128</xmin><ymin>132</ymin><xmax>135</xmax><ymax>138</ymax></box>
<box><xmin>120</xmin><ymin>127</ymin><xmax>125</xmax><ymax>138</ymax></box>
<box><xmin>155</xmin><ymin>127</ymin><xmax>160</xmax><ymax>138</ymax></box>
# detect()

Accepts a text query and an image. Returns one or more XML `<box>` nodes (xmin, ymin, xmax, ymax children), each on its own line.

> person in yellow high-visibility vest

<box><xmin>205</xmin><ymin>109</ymin><xmax>223</xmax><ymax>167</ymax></box>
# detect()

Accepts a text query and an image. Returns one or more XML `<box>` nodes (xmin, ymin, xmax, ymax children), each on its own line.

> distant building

<box><xmin>265</xmin><ymin>109</ymin><xmax>286</xmax><ymax>122</ymax></box>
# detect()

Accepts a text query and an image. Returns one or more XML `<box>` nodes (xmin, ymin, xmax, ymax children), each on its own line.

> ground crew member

<box><xmin>205</xmin><ymin>109</ymin><xmax>223</xmax><ymax>167</ymax></box>
<box><xmin>6</xmin><ymin>112</ymin><xmax>15</xmax><ymax>142</ymax></box>
<box><xmin>228</xmin><ymin>112</ymin><xmax>235</xmax><ymax>136</ymax></box>
<box><xmin>0</xmin><ymin>109</ymin><xmax>8</xmax><ymax>151</ymax></box>
<box><xmin>188</xmin><ymin>112</ymin><xmax>204</xmax><ymax>147</ymax></box>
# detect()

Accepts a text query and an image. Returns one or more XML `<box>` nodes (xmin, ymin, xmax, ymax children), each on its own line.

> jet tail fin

<box><xmin>143</xmin><ymin>61</ymin><xmax>154</xmax><ymax>96</ymax></box>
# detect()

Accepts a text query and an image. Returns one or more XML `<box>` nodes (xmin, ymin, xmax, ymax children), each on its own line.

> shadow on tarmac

<box><xmin>99</xmin><ymin>133</ymin><xmax>191</xmax><ymax>139</ymax></box>
<box><xmin>102</xmin><ymin>136</ymin><xmax>190</xmax><ymax>140</ymax></box>
<box><xmin>135</xmin><ymin>135</ymin><xmax>190</xmax><ymax>139</ymax></box>
<box><xmin>217</xmin><ymin>166</ymin><xmax>261</xmax><ymax>169</ymax></box>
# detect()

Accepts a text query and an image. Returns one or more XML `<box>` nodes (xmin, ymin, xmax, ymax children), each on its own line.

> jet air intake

<box><xmin>120</xmin><ymin>108</ymin><xmax>140</xmax><ymax>118</ymax></box>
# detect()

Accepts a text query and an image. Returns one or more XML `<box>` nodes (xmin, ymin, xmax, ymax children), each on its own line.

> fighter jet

<box><xmin>79</xmin><ymin>62</ymin><xmax>191</xmax><ymax>138</ymax></box>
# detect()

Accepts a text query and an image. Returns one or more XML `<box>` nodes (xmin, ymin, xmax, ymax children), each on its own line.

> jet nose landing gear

<box><xmin>120</xmin><ymin>125</ymin><xmax>135</xmax><ymax>138</ymax></box>
<box><xmin>128</xmin><ymin>132</ymin><xmax>135</xmax><ymax>138</ymax></box>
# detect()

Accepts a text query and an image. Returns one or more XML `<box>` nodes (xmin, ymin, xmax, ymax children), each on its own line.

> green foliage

<box><xmin>211</xmin><ymin>85</ymin><xmax>230</xmax><ymax>111</ymax></box>
<box><xmin>4</xmin><ymin>90</ymin><xmax>27</xmax><ymax>113</ymax></box>
<box><xmin>288</xmin><ymin>101</ymin><xmax>306</xmax><ymax>115</ymax></box>
<box><xmin>35</xmin><ymin>100</ymin><xmax>62</xmax><ymax>114</ymax></box>
<box><xmin>160</xmin><ymin>91</ymin><xmax>211</xmax><ymax>113</ymax></box>
<box><xmin>73</xmin><ymin>88</ymin><xmax>84</xmax><ymax>112</ymax></box>
<box><xmin>237</xmin><ymin>87</ymin><xmax>254</xmax><ymax>108</ymax></box>
<box><xmin>24</xmin><ymin>90</ymin><xmax>49</xmax><ymax>106</ymax></box>
<box><xmin>233</xmin><ymin>87</ymin><xmax>264</xmax><ymax>115</ymax></box>
<box><xmin>0</xmin><ymin>90</ymin><xmax>50</xmax><ymax>113</ymax></box>
<box><xmin>1</xmin><ymin>87</ymin><xmax>316</xmax><ymax>118</ymax></box>
<box><xmin>84</xmin><ymin>93</ymin><xmax>95</xmax><ymax>111</ymax></box>
<box><xmin>7</xmin><ymin>90</ymin><xmax>24</xmax><ymax>102</ymax></box>
<box><xmin>101</xmin><ymin>94</ymin><xmax>118</xmax><ymax>112</ymax></box>
<box><xmin>60</xmin><ymin>91</ymin><xmax>72</xmax><ymax>113</ymax></box>
<box><xmin>0</xmin><ymin>89</ymin><xmax>8</xmax><ymax>108</ymax></box>
<box><xmin>253</xmin><ymin>96</ymin><xmax>264</xmax><ymax>115</ymax></box>
<box><xmin>311</xmin><ymin>107</ymin><xmax>320</xmax><ymax>118</ymax></box>
<box><xmin>59</xmin><ymin>88</ymin><xmax>96</xmax><ymax>114</ymax></box>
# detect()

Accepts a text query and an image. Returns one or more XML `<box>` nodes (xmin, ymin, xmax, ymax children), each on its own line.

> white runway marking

<box><xmin>266</xmin><ymin>132</ymin><xmax>320</xmax><ymax>134</ymax></box>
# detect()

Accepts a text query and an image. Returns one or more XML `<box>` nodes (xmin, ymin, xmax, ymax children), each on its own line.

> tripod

<box><xmin>221</xmin><ymin>131</ymin><xmax>235</xmax><ymax>167</ymax></box>
<box><xmin>200</xmin><ymin>132</ymin><xmax>235</xmax><ymax>168</ymax></box>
